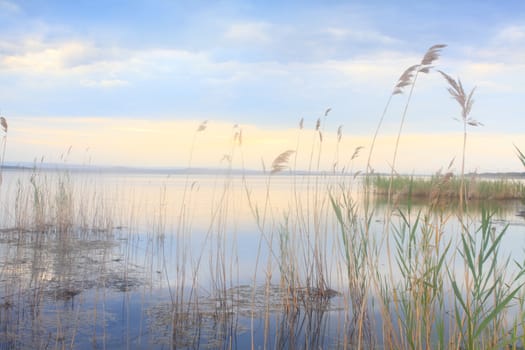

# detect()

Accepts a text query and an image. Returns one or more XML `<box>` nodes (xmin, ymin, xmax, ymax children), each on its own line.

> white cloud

<box><xmin>2</xmin><ymin>29</ymin><xmax>522</xmax><ymax>105</ymax></box>
<box><xmin>314</xmin><ymin>51</ymin><xmax>419</xmax><ymax>87</ymax></box>
<box><xmin>463</xmin><ymin>62</ymin><xmax>506</xmax><ymax>75</ymax></box>
<box><xmin>0</xmin><ymin>35</ymin><xmax>426</xmax><ymax>101</ymax></box>
<box><xmin>0</xmin><ymin>0</ymin><xmax>20</xmax><ymax>14</ymax></box>
<box><xmin>0</xmin><ymin>40</ymin><xmax>111</xmax><ymax>73</ymax></box>
<box><xmin>495</xmin><ymin>25</ymin><xmax>525</xmax><ymax>43</ymax></box>
<box><xmin>322</xmin><ymin>27</ymin><xmax>399</xmax><ymax>45</ymax></box>
<box><xmin>448</xmin><ymin>60</ymin><xmax>525</xmax><ymax>93</ymax></box>
<box><xmin>0</xmin><ymin>39</ymin><xmax>218</xmax><ymax>92</ymax></box>
<box><xmin>468</xmin><ymin>24</ymin><xmax>525</xmax><ymax>65</ymax></box>
<box><xmin>0</xmin><ymin>38</ymin><xmax>214</xmax><ymax>77</ymax></box>
<box><xmin>223</xmin><ymin>22</ymin><xmax>272</xmax><ymax>44</ymax></box>
<box><xmin>446</xmin><ymin>26</ymin><xmax>525</xmax><ymax>93</ymax></box>
<box><xmin>80</xmin><ymin>79</ymin><xmax>129</xmax><ymax>88</ymax></box>
<box><xmin>323</xmin><ymin>27</ymin><xmax>348</xmax><ymax>40</ymax></box>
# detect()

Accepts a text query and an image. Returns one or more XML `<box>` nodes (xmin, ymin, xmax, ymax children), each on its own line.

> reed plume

<box><xmin>0</xmin><ymin>117</ymin><xmax>7</xmax><ymax>133</ymax></box>
<box><xmin>367</xmin><ymin>44</ymin><xmax>446</xmax><ymax>173</ymax></box>
<box><xmin>197</xmin><ymin>120</ymin><xmax>208</xmax><ymax>132</ymax></box>
<box><xmin>390</xmin><ymin>44</ymin><xmax>447</xmax><ymax>176</ymax></box>
<box><xmin>271</xmin><ymin>150</ymin><xmax>295</xmax><ymax>174</ymax></box>
<box><xmin>0</xmin><ymin>116</ymin><xmax>7</xmax><ymax>186</ymax></box>
<box><xmin>438</xmin><ymin>70</ymin><xmax>481</xmax><ymax>208</ymax></box>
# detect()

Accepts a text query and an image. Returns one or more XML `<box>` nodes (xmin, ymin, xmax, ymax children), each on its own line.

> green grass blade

<box><xmin>474</xmin><ymin>284</ymin><xmax>523</xmax><ymax>339</ymax></box>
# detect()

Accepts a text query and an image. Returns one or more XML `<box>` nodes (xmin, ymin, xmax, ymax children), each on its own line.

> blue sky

<box><xmin>0</xmin><ymin>0</ymin><xmax>524</xmax><ymax>172</ymax></box>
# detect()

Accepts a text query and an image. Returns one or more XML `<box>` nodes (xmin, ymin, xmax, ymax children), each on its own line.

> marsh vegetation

<box><xmin>1</xmin><ymin>45</ymin><xmax>525</xmax><ymax>349</ymax></box>
<box><xmin>373</xmin><ymin>173</ymin><xmax>525</xmax><ymax>201</ymax></box>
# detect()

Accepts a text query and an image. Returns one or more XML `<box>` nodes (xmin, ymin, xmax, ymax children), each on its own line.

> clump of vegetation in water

<box><xmin>372</xmin><ymin>173</ymin><xmax>525</xmax><ymax>201</ymax></box>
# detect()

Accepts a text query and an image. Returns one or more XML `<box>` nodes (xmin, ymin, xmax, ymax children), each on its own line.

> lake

<box><xmin>0</xmin><ymin>168</ymin><xmax>524</xmax><ymax>349</ymax></box>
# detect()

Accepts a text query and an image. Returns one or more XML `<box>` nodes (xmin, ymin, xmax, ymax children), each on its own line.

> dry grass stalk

<box><xmin>438</xmin><ymin>71</ymin><xmax>481</xmax><ymax>125</ymax></box>
<box><xmin>0</xmin><ymin>117</ymin><xmax>7</xmax><ymax>133</ymax></box>
<box><xmin>351</xmin><ymin>146</ymin><xmax>363</xmax><ymax>161</ymax></box>
<box><xmin>392</xmin><ymin>44</ymin><xmax>446</xmax><ymax>95</ymax></box>
<box><xmin>393</xmin><ymin>64</ymin><xmax>419</xmax><ymax>95</ymax></box>
<box><xmin>368</xmin><ymin>44</ymin><xmax>446</xmax><ymax>176</ymax></box>
<box><xmin>271</xmin><ymin>150</ymin><xmax>295</xmax><ymax>174</ymax></box>
<box><xmin>197</xmin><ymin>120</ymin><xmax>208</xmax><ymax>132</ymax></box>
<box><xmin>0</xmin><ymin>116</ymin><xmax>7</xmax><ymax>186</ymax></box>
<box><xmin>421</xmin><ymin>44</ymin><xmax>447</xmax><ymax>66</ymax></box>
<box><xmin>438</xmin><ymin>70</ymin><xmax>481</xmax><ymax>209</ymax></box>
<box><xmin>515</xmin><ymin>144</ymin><xmax>525</xmax><ymax>168</ymax></box>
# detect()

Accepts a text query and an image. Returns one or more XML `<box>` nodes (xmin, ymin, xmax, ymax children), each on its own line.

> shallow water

<box><xmin>0</xmin><ymin>169</ymin><xmax>524</xmax><ymax>348</ymax></box>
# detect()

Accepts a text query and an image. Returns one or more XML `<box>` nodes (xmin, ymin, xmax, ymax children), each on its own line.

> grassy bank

<box><xmin>372</xmin><ymin>173</ymin><xmax>525</xmax><ymax>201</ymax></box>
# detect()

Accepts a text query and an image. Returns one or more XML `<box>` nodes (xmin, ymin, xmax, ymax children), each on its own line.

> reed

<box><xmin>516</xmin><ymin>145</ymin><xmax>525</xmax><ymax>169</ymax></box>
<box><xmin>438</xmin><ymin>70</ymin><xmax>482</xmax><ymax>209</ymax></box>
<box><xmin>449</xmin><ymin>210</ymin><xmax>524</xmax><ymax>349</ymax></box>
<box><xmin>0</xmin><ymin>116</ymin><xmax>7</xmax><ymax>186</ymax></box>
<box><xmin>331</xmin><ymin>189</ymin><xmax>375</xmax><ymax>348</ymax></box>
<box><xmin>372</xmin><ymin>174</ymin><xmax>525</xmax><ymax>201</ymax></box>
<box><xmin>2</xmin><ymin>46</ymin><xmax>525</xmax><ymax>350</ymax></box>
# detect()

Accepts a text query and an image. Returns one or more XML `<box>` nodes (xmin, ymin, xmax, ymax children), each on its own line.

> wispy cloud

<box><xmin>495</xmin><ymin>25</ymin><xmax>525</xmax><ymax>43</ymax></box>
<box><xmin>322</xmin><ymin>27</ymin><xmax>399</xmax><ymax>45</ymax></box>
<box><xmin>224</xmin><ymin>22</ymin><xmax>272</xmax><ymax>44</ymax></box>
<box><xmin>0</xmin><ymin>40</ymin><xmax>118</xmax><ymax>73</ymax></box>
<box><xmin>0</xmin><ymin>0</ymin><xmax>20</xmax><ymax>14</ymax></box>
<box><xmin>0</xmin><ymin>3</ymin><xmax>523</xmax><ymax>132</ymax></box>
<box><xmin>0</xmin><ymin>39</ymin><xmax>215</xmax><ymax>92</ymax></box>
<box><xmin>80</xmin><ymin>79</ymin><xmax>129</xmax><ymax>88</ymax></box>
<box><xmin>446</xmin><ymin>25</ymin><xmax>525</xmax><ymax>92</ymax></box>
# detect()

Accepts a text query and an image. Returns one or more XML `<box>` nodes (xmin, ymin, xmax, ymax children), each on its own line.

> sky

<box><xmin>0</xmin><ymin>0</ymin><xmax>524</xmax><ymax>173</ymax></box>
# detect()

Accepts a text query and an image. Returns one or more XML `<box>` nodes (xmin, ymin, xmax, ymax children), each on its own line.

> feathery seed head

<box><xmin>271</xmin><ymin>150</ymin><xmax>295</xmax><ymax>174</ymax></box>
<box><xmin>421</xmin><ymin>44</ymin><xmax>447</xmax><ymax>66</ymax></box>
<box><xmin>393</xmin><ymin>64</ymin><xmax>419</xmax><ymax>95</ymax></box>
<box><xmin>439</xmin><ymin>70</ymin><xmax>479</xmax><ymax>124</ymax></box>
<box><xmin>351</xmin><ymin>146</ymin><xmax>364</xmax><ymax>160</ymax></box>
<box><xmin>0</xmin><ymin>117</ymin><xmax>7</xmax><ymax>133</ymax></box>
<box><xmin>197</xmin><ymin>120</ymin><xmax>208</xmax><ymax>132</ymax></box>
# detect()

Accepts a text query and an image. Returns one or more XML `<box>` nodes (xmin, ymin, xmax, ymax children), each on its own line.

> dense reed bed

<box><xmin>1</xmin><ymin>45</ymin><xmax>525</xmax><ymax>349</ymax></box>
<box><xmin>373</xmin><ymin>173</ymin><xmax>525</xmax><ymax>201</ymax></box>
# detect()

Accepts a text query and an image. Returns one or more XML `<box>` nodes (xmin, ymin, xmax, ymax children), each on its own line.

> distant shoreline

<box><xmin>1</xmin><ymin>163</ymin><xmax>524</xmax><ymax>178</ymax></box>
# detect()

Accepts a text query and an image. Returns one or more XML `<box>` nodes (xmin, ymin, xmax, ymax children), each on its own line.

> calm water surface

<box><xmin>0</xmin><ymin>169</ymin><xmax>524</xmax><ymax>348</ymax></box>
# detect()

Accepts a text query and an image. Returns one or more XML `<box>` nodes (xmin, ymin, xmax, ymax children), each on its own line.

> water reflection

<box><xmin>0</xmin><ymin>170</ymin><xmax>524</xmax><ymax>348</ymax></box>
<box><xmin>0</xmin><ymin>226</ymin><xmax>148</xmax><ymax>349</ymax></box>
